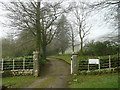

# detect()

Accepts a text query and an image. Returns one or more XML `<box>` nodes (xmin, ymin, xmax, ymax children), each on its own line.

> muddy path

<box><xmin>24</xmin><ymin>58</ymin><xmax>70</xmax><ymax>88</ymax></box>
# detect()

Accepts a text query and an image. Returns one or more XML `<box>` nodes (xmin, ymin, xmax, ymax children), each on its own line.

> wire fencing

<box><xmin>0</xmin><ymin>56</ymin><xmax>33</xmax><ymax>71</ymax></box>
<box><xmin>79</xmin><ymin>55</ymin><xmax>119</xmax><ymax>71</ymax></box>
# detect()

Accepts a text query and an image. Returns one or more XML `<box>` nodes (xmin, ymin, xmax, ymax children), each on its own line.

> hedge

<box><xmin>78</xmin><ymin>54</ymin><xmax>119</xmax><ymax>71</ymax></box>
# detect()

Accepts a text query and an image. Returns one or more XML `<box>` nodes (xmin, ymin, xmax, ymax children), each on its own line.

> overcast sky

<box><xmin>0</xmin><ymin>0</ymin><xmax>114</xmax><ymax>41</ymax></box>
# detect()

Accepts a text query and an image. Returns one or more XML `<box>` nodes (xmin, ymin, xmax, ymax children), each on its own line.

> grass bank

<box><xmin>1</xmin><ymin>76</ymin><xmax>40</xmax><ymax>88</ymax></box>
<box><xmin>69</xmin><ymin>73</ymin><xmax>119</xmax><ymax>88</ymax></box>
<box><xmin>49</xmin><ymin>55</ymin><xmax>71</xmax><ymax>64</ymax></box>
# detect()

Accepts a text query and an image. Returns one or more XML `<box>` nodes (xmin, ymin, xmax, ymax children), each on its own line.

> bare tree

<box><xmin>70</xmin><ymin>25</ymin><xmax>75</xmax><ymax>53</ymax></box>
<box><xmin>71</xmin><ymin>1</ymin><xmax>92</xmax><ymax>55</ymax></box>
<box><xmin>91</xmin><ymin>0</ymin><xmax>120</xmax><ymax>44</ymax></box>
<box><xmin>69</xmin><ymin>23</ymin><xmax>78</xmax><ymax>53</ymax></box>
<box><xmin>1</xmin><ymin>0</ymin><xmax>70</xmax><ymax>75</ymax></box>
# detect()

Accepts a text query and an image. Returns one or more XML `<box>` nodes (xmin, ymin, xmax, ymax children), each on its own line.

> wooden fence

<box><xmin>0</xmin><ymin>57</ymin><xmax>33</xmax><ymax>71</ymax></box>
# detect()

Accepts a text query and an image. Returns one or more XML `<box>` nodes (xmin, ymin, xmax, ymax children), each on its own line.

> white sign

<box><xmin>88</xmin><ymin>59</ymin><xmax>99</xmax><ymax>64</ymax></box>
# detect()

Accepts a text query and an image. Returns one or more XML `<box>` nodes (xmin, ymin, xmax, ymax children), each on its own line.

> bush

<box><xmin>2</xmin><ymin>71</ymin><xmax>13</xmax><ymax>77</ymax></box>
<box><xmin>114</xmin><ymin>67</ymin><xmax>120</xmax><ymax>73</ymax></box>
<box><xmin>78</xmin><ymin>68</ymin><xmax>118</xmax><ymax>75</ymax></box>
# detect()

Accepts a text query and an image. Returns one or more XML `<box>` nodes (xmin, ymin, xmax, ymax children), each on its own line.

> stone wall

<box><xmin>1</xmin><ymin>69</ymin><xmax>33</xmax><ymax>77</ymax></box>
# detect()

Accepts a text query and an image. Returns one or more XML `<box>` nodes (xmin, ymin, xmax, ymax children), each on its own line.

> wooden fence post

<box><xmin>13</xmin><ymin>59</ymin><xmax>14</xmax><ymax>70</ymax></box>
<box><xmin>1</xmin><ymin>58</ymin><xmax>3</xmax><ymax>71</ymax></box>
<box><xmin>23</xmin><ymin>58</ymin><xmax>25</xmax><ymax>70</ymax></box>
<box><xmin>98</xmin><ymin>57</ymin><xmax>100</xmax><ymax>70</ymax></box>
<box><xmin>88</xmin><ymin>63</ymin><xmax>89</xmax><ymax>71</ymax></box>
<box><xmin>109</xmin><ymin>55</ymin><xmax>111</xmax><ymax>69</ymax></box>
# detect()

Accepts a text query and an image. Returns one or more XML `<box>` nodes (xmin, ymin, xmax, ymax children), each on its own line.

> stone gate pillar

<box><xmin>33</xmin><ymin>51</ymin><xmax>39</xmax><ymax>77</ymax></box>
<box><xmin>71</xmin><ymin>54</ymin><xmax>78</xmax><ymax>74</ymax></box>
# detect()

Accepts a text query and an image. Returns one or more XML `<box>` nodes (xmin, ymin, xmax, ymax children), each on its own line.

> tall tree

<box><xmin>91</xmin><ymin>1</ymin><xmax>120</xmax><ymax>44</ymax></box>
<box><xmin>2</xmin><ymin>35</ymin><xmax>16</xmax><ymax>58</ymax></box>
<box><xmin>69</xmin><ymin>23</ymin><xmax>78</xmax><ymax>53</ymax></box>
<box><xmin>15</xmin><ymin>30</ymin><xmax>35</xmax><ymax>57</ymax></box>
<box><xmin>1</xmin><ymin>0</ymin><xmax>69</xmax><ymax>75</ymax></box>
<box><xmin>46</xmin><ymin>38</ymin><xmax>60</xmax><ymax>56</ymax></box>
<box><xmin>55</xmin><ymin>15</ymin><xmax>70</xmax><ymax>54</ymax></box>
<box><xmin>70</xmin><ymin>24</ymin><xmax>75</xmax><ymax>53</ymax></box>
<box><xmin>71</xmin><ymin>1</ymin><xmax>92</xmax><ymax>55</ymax></box>
<box><xmin>1</xmin><ymin>0</ymin><xmax>63</xmax><ymax>51</ymax></box>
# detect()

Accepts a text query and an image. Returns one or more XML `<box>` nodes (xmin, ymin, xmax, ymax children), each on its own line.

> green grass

<box><xmin>1</xmin><ymin>76</ymin><xmax>40</xmax><ymax>88</ymax></box>
<box><xmin>49</xmin><ymin>54</ymin><xmax>119</xmax><ymax>64</ymax></box>
<box><xmin>49</xmin><ymin>55</ymin><xmax>71</xmax><ymax>64</ymax></box>
<box><xmin>69</xmin><ymin>73</ymin><xmax>119</xmax><ymax>88</ymax></box>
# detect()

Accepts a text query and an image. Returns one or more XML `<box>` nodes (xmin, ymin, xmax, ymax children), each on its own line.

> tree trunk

<box><xmin>72</xmin><ymin>29</ymin><xmax>75</xmax><ymax>52</ymax></box>
<box><xmin>72</xmin><ymin>39</ymin><xmax>74</xmax><ymax>53</ymax></box>
<box><xmin>41</xmin><ymin>32</ymin><xmax>47</xmax><ymax>64</ymax></box>
<box><xmin>35</xmin><ymin>1</ymin><xmax>41</xmax><ymax>76</ymax></box>
<box><xmin>35</xmin><ymin>30</ymin><xmax>41</xmax><ymax>76</ymax></box>
<box><xmin>118</xmin><ymin>2</ymin><xmax>120</xmax><ymax>40</ymax></box>
<box><xmin>41</xmin><ymin>42</ymin><xmax>47</xmax><ymax>64</ymax></box>
<box><xmin>80</xmin><ymin>38</ymin><xmax>83</xmax><ymax>55</ymax></box>
<box><xmin>72</xmin><ymin>43</ymin><xmax>74</xmax><ymax>53</ymax></box>
<box><xmin>61</xmin><ymin>47</ymin><xmax>64</xmax><ymax>54</ymax></box>
<box><xmin>61</xmin><ymin>50</ymin><xmax>64</xmax><ymax>54</ymax></box>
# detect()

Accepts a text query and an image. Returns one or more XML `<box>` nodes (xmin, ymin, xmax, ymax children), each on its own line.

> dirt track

<box><xmin>25</xmin><ymin>58</ymin><xmax>70</xmax><ymax>88</ymax></box>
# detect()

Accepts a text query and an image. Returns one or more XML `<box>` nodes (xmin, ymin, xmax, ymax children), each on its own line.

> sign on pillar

<box><xmin>71</xmin><ymin>54</ymin><xmax>78</xmax><ymax>74</ymax></box>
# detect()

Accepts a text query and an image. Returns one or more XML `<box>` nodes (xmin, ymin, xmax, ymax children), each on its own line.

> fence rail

<box><xmin>79</xmin><ymin>55</ymin><xmax>119</xmax><ymax>71</ymax></box>
<box><xmin>0</xmin><ymin>57</ymin><xmax>33</xmax><ymax>71</ymax></box>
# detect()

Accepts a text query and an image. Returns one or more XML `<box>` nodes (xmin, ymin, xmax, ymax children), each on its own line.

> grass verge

<box><xmin>1</xmin><ymin>75</ymin><xmax>40</xmax><ymax>88</ymax></box>
<box><xmin>49</xmin><ymin>55</ymin><xmax>71</xmax><ymax>64</ymax></box>
<box><xmin>69</xmin><ymin>73</ymin><xmax>119</xmax><ymax>88</ymax></box>
<box><xmin>49</xmin><ymin>55</ymin><xmax>119</xmax><ymax>88</ymax></box>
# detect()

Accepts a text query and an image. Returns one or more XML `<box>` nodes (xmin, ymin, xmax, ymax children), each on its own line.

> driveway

<box><xmin>25</xmin><ymin>58</ymin><xmax>70</xmax><ymax>88</ymax></box>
